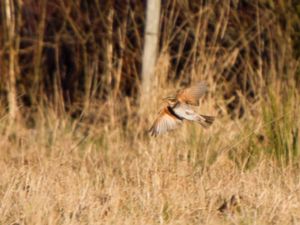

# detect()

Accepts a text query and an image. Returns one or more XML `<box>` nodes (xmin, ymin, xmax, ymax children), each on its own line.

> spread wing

<box><xmin>176</xmin><ymin>82</ymin><xmax>208</xmax><ymax>106</ymax></box>
<box><xmin>149</xmin><ymin>107</ymin><xmax>181</xmax><ymax>136</ymax></box>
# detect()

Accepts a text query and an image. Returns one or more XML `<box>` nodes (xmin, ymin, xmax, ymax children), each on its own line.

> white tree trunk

<box><xmin>4</xmin><ymin>0</ymin><xmax>19</xmax><ymax>123</ymax></box>
<box><xmin>141</xmin><ymin>0</ymin><xmax>161</xmax><ymax>112</ymax></box>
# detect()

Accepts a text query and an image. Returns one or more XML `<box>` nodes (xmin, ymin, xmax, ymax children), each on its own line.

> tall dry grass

<box><xmin>0</xmin><ymin>0</ymin><xmax>300</xmax><ymax>224</ymax></box>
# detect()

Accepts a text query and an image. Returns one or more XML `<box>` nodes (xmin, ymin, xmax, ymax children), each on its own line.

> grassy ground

<box><xmin>0</xmin><ymin>90</ymin><xmax>299</xmax><ymax>225</ymax></box>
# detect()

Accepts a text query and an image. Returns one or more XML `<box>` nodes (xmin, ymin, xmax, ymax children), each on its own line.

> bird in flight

<box><xmin>149</xmin><ymin>82</ymin><xmax>214</xmax><ymax>136</ymax></box>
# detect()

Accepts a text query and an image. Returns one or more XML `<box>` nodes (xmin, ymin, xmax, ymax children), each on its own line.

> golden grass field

<box><xmin>0</xmin><ymin>84</ymin><xmax>299</xmax><ymax>225</ymax></box>
<box><xmin>1</xmin><ymin>1</ymin><xmax>300</xmax><ymax>224</ymax></box>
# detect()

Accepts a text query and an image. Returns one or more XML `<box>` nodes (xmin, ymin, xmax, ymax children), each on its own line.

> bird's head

<box><xmin>163</xmin><ymin>96</ymin><xmax>177</xmax><ymax>107</ymax></box>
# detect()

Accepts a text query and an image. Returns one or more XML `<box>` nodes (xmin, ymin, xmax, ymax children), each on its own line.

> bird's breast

<box><xmin>172</xmin><ymin>104</ymin><xmax>198</xmax><ymax>121</ymax></box>
<box><xmin>167</xmin><ymin>106</ymin><xmax>184</xmax><ymax>121</ymax></box>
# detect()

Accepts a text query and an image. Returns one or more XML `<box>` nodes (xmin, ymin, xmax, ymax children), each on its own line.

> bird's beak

<box><xmin>163</xmin><ymin>96</ymin><xmax>174</xmax><ymax>100</ymax></box>
<box><xmin>162</xmin><ymin>96</ymin><xmax>176</xmax><ymax>104</ymax></box>
<box><xmin>162</xmin><ymin>96</ymin><xmax>172</xmax><ymax>102</ymax></box>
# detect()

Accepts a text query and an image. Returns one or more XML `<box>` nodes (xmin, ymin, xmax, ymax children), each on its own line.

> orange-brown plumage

<box><xmin>176</xmin><ymin>82</ymin><xmax>208</xmax><ymax>106</ymax></box>
<box><xmin>149</xmin><ymin>107</ymin><xmax>182</xmax><ymax>136</ymax></box>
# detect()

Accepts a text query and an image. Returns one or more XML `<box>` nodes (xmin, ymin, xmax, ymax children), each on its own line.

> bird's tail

<box><xmin>197</xmin><ymin>114</ymin><xmax>215</xmax><ymax>128</ymax></box>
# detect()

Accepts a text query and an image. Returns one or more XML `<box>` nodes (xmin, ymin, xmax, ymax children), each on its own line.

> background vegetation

<box><xmin>0</xmin><ymin>0</ymin><xmax>300</xmax><ymax>224</ymax></box>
